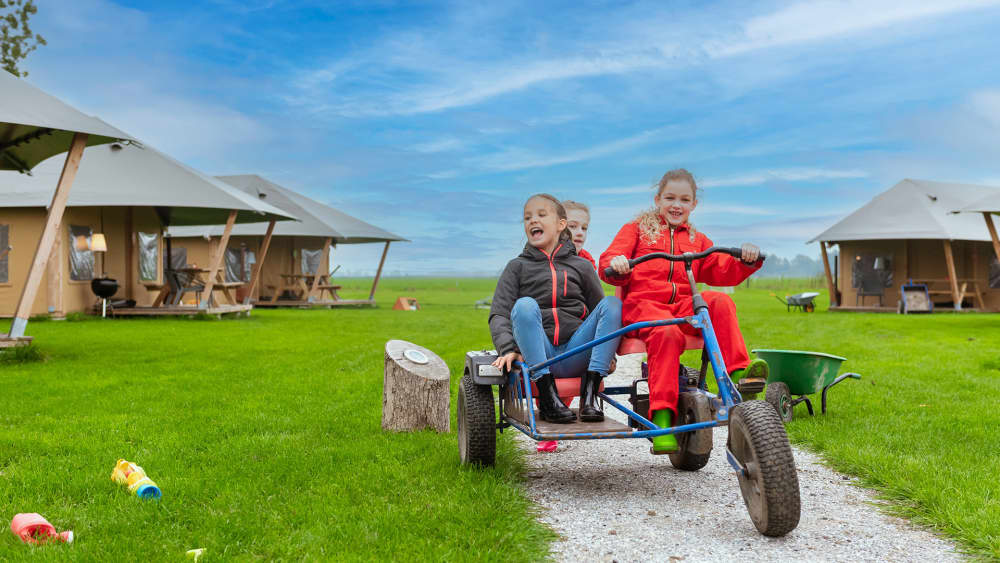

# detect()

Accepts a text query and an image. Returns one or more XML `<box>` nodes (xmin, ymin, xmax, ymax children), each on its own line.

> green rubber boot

<box><xmin>731</xmin><ymin>358</ymin><xmax>768</xmax><ymax>396</ymax></box>
<box><xmin>650</xmin><ymin>409</ymin><xmax>678</xmax><ymax>454</ymax></box>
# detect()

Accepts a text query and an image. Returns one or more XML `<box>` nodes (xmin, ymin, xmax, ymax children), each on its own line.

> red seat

<box><xmin>614</xmin><ymin>287</ymin><xmax>703</xmax><ymax>355</ymax></box>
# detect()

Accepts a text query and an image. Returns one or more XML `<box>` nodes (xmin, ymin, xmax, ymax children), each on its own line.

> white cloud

<box><xmin>410</xmin><ymin>137</ymin><xmax>467</xmax><ymax>153</ymax></box>
<box><xmin>289</xmin><ymin>1</ymin><xmax>1000</xmax><ymax>117</ymax></box>
<box><xmin>586</xmin><ymin>168</ymin><xmax>869</xmax><ymax>193</ymax></box>
<box><xmin>700</xmin><ymin>168</ymin><xmax>869</xmax><ymax>188</ymax></box>
<box><xmin>589</xmin><ymin>184</ymin><xmax>654</xmax><ymax>194</ymax></box>
<box><xmin>709</xmin><ymin>0</ymin><xmax>1000</xmax><ymax>57</ymax></box>
<box><xmin>468</xmin><ymin>128</ymin><xmax>664</xmax><ymax>172</ymax></box>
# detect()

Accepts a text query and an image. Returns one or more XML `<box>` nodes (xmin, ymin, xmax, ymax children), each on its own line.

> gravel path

<box><xmin>515</xmin><ymin>356</ymin><xmax>964</xmax><ymax>562</ymax></box>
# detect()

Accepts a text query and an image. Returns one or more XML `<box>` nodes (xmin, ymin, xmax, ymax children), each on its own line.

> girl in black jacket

<box><xmin>489</xmin><ymin>194</ymin><xmax>622</xmax><ymax>423</ymax></box>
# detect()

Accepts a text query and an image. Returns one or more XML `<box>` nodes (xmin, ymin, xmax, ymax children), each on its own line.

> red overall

<box><xmin>599</xmin><ymin>220</ymin><xmax>761</xmax><ymax>414</ymax></box>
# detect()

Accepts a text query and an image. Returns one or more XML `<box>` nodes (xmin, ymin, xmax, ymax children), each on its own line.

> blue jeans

<box><xmin>511</xmin><ymin>296</ymin><xmax>622</xmax><ymax>380</ymax></box>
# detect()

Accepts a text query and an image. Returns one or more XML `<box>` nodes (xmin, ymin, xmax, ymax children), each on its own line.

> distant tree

<box><xmin>1</xmin><ymin>0</ymin><xmax>45</xmax><ymax>77</ymax></box>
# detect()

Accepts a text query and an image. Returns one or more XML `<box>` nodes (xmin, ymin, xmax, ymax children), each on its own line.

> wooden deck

<box><xmin>829</xmin><ymin>305</ymin><xmax>898</xmax><ymax>313</ymax></box>
<box><xmin>254</xmin><ymin>299</ymin><xmax>376</xmax><ymax>309</ymax></box>
<box><xmin>110</xmin><ymin>304</ymin><xmax>253</xmax><ymax>318</ymax></box>
<box><xmin>830</xmin><ymin>305</ymin><xmax>987</xmax><ymax>313</ymax></box>
<box><xmin>0</xmin><ymin>335</ymin><xmax>33</xmax><ymax>348</ymax></box>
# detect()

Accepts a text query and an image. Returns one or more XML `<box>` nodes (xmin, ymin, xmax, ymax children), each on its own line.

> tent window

<box><xmin>0</xmin><ymin>224</ymin><xmax>9</xmax><ymax>284</ymax></box>
<box><xmin>990</xmin><ymin>257</ymin><xmax>1000</xmax><ymax>290</ymax></box>
<box><xmin>68</xmin><ymin>225</ymin><xmax>95</xmax><ymax>281</ymax></box>
<box><xmin>138</xmin><ymin>232</ymin><xmax>159</xmax><ymax>282</ymax></box>
<box><xmin>852</xmin><ymin>255</ymin><xmax>892</xmax><ymax>289</ymax></box>
<box><xmin>164</xmin><ymin>246</ymin><xmax>188</xmax><ymax>271</ymax></box>
<box><xmin>301</xmin><ymin>248</ymin><xmax>322</xmax><ymax>275</ymax></box>
<box><xmin>225</xmin><ymin>247</ymin><xmax>256</xmax><ymax>283</ymax></box>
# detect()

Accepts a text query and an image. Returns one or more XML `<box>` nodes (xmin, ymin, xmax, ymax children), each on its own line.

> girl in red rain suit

<box><xmin>599</xmin><ymin>169</ymin><xmax>767</xmax><ymax>454</ymax></box>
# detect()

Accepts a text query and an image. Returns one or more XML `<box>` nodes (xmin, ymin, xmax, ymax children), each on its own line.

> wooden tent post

<box><xmin>308</xmin><ymin>237</ymin><xmax>333</xmax><ymax>302</ymax></box>
<box><xmin>199</xmin><ymin>210</ymin><xmax>237</xmax><ymax>309</ymax></box>
<box><xmin>124</xmin><ymin>206</ymin><xmax>134</xmax><ymax>300</ymax></box>
<box><xmin>984</xmin><ymin>212</ymin><xmax>1000</xmax><ymax>263</ymax></box>
<box><xmin>244</xmin><ymin>219</ymin><xmax>275</xmax><ymax>305</ymax></box>
<box><xmin>942</xmin><ymin>239</ymin><xmax>962</xmax><ymax>311</ymax></box>
<box><xmin>45</xmin><ymin>224</ymin><xmax>63</xmax><ymax>318</ymax></box>
<box><xmin>6</xmin><ymin>133</ymin><xmax>88</xmax><ymax>339</ymax></box>
<box><xmin>820</xmin><ymin>242</ymin><xmax>837</xmax><ymax>307</ymax></box>
<box><xmin>369</xmin><ymin>241</ymin><xmax>391</xmax><ymax>302</ymax></box>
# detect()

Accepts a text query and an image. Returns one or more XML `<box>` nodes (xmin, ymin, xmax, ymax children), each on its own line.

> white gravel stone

<box><xmin>515</xmin><ymin>355</ymin><xmax>964</xmax><ymax>562</ymax></box>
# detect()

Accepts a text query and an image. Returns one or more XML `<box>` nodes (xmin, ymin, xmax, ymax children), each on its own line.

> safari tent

<box><xmin>810</xmin><ymin>179</ymin><xmax>1000</xmax><ymax>312</ymax></box>
<box><xmin>168</xmin><ymin>174</ymin><xmax>406</xmax><ymax>307</ymax></box>
<box><xmin>0</xmin><ymin>143</ymin><xmax>295</xmax><ymax>320</ymax></box>
<box><xmin>1</xmin><ymin>71</ymin><xmax>132</xmax><ymax>346</ymax></box>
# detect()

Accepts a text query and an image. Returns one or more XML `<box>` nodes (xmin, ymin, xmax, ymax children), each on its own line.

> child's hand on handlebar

<box><xmin>741</xmin><ymin>243</ymin><xmax>761</xmax><ymax>264</ymax></box>
<box><xmin>492</xmin><ymin>352</ymin><xmax>523</xmax><ymax>372</ymax></box>
<box><xmin>610</xmin><ymin>255</ymin><xmax>632</xmax><ymax>275</ymax></box>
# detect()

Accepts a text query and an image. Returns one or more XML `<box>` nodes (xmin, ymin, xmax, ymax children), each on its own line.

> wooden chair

<box><xmin>166</xmin><ymin>269</ymin><xmax>204</xmax><ymax>305</ymax></box>
<box><xmin>856</xmin><ymin>274</ymin><xmax>884</xmax><ymax>307</ymax></box>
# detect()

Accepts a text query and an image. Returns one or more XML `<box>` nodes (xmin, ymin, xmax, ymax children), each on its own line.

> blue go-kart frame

<box><xmin>506</xmin><ymin>248</ymin><xmax>743</xmax><ymax>470</ymax></box>
<box><xmin>458</xmin><ymin>247</ymin><xmax>802</xmax><ymax>537</ymax></box>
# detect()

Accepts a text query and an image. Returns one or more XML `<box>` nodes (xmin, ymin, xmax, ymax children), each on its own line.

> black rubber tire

<box><xmin>728</xmin><ymin>400</ymin><xmax>801</xmax><ymax>537</ymax></box>
<box><xmin>457</xmin><ymin>374</ymin><xmax>496</xmax><ymax>467</ymax></box>
<box><xmin>669</xmin><ymin>391</ymin><xmax>712</xmax><ymax>471</ymax></box>
<box><xmin>765</xmin><ymin>382</ymin><xmax>794</xmax><ymax>423</ymax></box>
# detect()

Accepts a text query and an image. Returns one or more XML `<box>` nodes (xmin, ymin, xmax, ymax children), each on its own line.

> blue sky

<box><xmin>23</xmin><ymin>0</ymin><xmax>1000</xmax><ymax>275</ymax></box>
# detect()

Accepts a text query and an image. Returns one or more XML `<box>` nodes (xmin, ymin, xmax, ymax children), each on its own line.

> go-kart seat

<box><xmin>615</xmin><ymin>286</ymin><xmax>704</xmax><ymax>356</ymax></box>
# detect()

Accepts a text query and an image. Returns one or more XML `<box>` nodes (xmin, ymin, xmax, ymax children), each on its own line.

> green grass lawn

<box><xmin>2</xmin><ymin>277</ymin><xmax>999</xmax><ymax>560</ymax></box>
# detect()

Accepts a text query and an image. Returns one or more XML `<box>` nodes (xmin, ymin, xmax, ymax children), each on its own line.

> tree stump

<box><xmin>382</xmin><ymin>340</ymin><xmax>450</xmax><ymax>432</ymax></box>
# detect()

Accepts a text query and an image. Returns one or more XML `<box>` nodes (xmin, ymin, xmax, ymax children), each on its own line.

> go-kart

<box><xmin>458</xmin><ymin>247</ymin><xmax>801</xmax><ymax>537</ymax></box>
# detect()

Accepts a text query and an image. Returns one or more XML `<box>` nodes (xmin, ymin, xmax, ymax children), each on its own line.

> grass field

<box><xmin>2</xmin><ymin>277</ymin><xmax>999</xmax><ymax>560</ymax></box>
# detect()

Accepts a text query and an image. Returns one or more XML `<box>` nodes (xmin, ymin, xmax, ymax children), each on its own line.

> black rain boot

<box><xmin>536</xmin><ymin>373</ymin><xmax>575</xmax><ymax>424</ymax></box>
<box><xmin>579</xmin><ymin>371</ymin><xmax>605</xmax><ymax>422</ymax></box>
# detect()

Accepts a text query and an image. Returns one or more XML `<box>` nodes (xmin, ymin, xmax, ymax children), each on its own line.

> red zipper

<box><xmin>668</xmin><ymin>227</ymin><xmax>677</xmax><ymax>304</ymax></box>
<box><xmin>541</xmin><ymin>244</ymin><xmax>562</xmax><ymax>345</ymax></box>
<box><xmin>563</xmin><ymin>271</ymin><xmax>567</xmax><ymax>297</ymax></box>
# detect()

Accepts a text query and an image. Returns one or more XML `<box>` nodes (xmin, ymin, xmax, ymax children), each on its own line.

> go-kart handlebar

<box><xmin>602</xmin><ymin>246</ymin><xmax>765</xmax><ymax>279</ymax></box>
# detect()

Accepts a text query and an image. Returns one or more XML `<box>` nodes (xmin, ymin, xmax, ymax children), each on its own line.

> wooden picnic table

<box><xmin>151</xmin><ymin>266</ymin><xmax>245</xmax><ymax>307</ymax></box>
<box><xmin>269</xmin><ymin>273</ymin><xmax>341</xmax><ymax>303</ymax></box>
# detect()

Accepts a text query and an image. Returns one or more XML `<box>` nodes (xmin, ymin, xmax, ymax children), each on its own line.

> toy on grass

<box><xmin>111</xmin><ymin>459</ymin><xmax>162</xmax><ymax>500</ymax></box>
<box><xmin>10</xmin><ymin>513</ymin><xmax>73</xmax><ymax>544</ymax></box>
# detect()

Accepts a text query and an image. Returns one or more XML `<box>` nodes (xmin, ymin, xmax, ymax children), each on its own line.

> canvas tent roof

<box><xmin>168</xmin><ymin>174</ymin><xmax>406</xmax><ymax>243</ymax></box>
<box><xmin>956</xmin><ymin>192</ymin><xmax>1000</xmax><ymax>214</ymax></box>
<box><xmin>0</xmin><ymin>72</ymin><xmax>133</xmax><ymax>172</ymax></box>
<box><xmin>809</xmin><ymin>179</ymin><xmax>1000</xmax><ymax>244</ymax></box>
<box><xmin>0</xmin><ymin>143</ymin><xmax>297</xmax><ymax>226</ymax></box>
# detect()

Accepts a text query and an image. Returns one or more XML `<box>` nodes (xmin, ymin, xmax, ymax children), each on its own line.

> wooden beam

<box><xmin>820</xmin><ymin>242</ymin><xmax>837</xmax><ymax>307</ymax></box>
<box><xmin>46</xmin><ymin>221</ymin><xmax>63</xmax><ymax>318</ymax></box>
<box><xmin>199</xmin><ymin>210</ymin><xmax>237</xmax><ymax>309</ymax></box>
<box><xmin>984</xmin><ymin>212</ymin><xmax>1000</xmax><ymax>264</ymax></box>
<box><xmin>368</xmin><ymin>241</ymin><xmax>391</xmax><ymax>301</ymax></box>
<box><xmin>7</xmin><ymin>133</ymin><xmax>88</xmax><ymax>338</ymax></box>
<box><xmin>244</xmin><ymin>219</ymin><xmax>275</xmax><ymax>305</ymax></box>
<box><xmin>942</xmin><ymin>239</ymin><xmax>962</xmax><ymax>311</ymax></box>
<box><xmin>124</xmin><ymin>206</ymin><xmax>134</xmax><ymax>300</ymax></box>
<box><xmin>308</xmin><ymin>237</ymin><xmax>333</xmax><ymax>302</ymax></box>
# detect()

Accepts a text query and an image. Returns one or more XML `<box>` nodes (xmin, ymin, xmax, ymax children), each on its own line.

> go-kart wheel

<box><xmin>458</xmin><ymin>374</ymin><xmax>496</xmax><ymax>467</ymax></box>
<box><xmin>669</xmin><ymin>391</ymin><xmax>712</xmax><ymax>471</ymax></box>
<box><xmin>728</xmin><ymin>400</ymin><xmax>800</xmax><ymax>537</ymax></box>
<box><xmin>765</xmin><ymin>382</ymin><xmax>794</xmax><ymax>423</ymax></box>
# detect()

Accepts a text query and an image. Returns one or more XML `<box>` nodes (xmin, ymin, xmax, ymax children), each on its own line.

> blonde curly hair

<box><xmin>635</xmin><ymin>169</ymin><xmax>699</xmax><ymax>244</ymax></box>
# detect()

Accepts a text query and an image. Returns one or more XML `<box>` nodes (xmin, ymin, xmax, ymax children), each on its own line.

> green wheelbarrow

<box><xmin>750</xmin><ymin>349</ymin><xmax>861</xmax><ymax>422</ymax></box>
